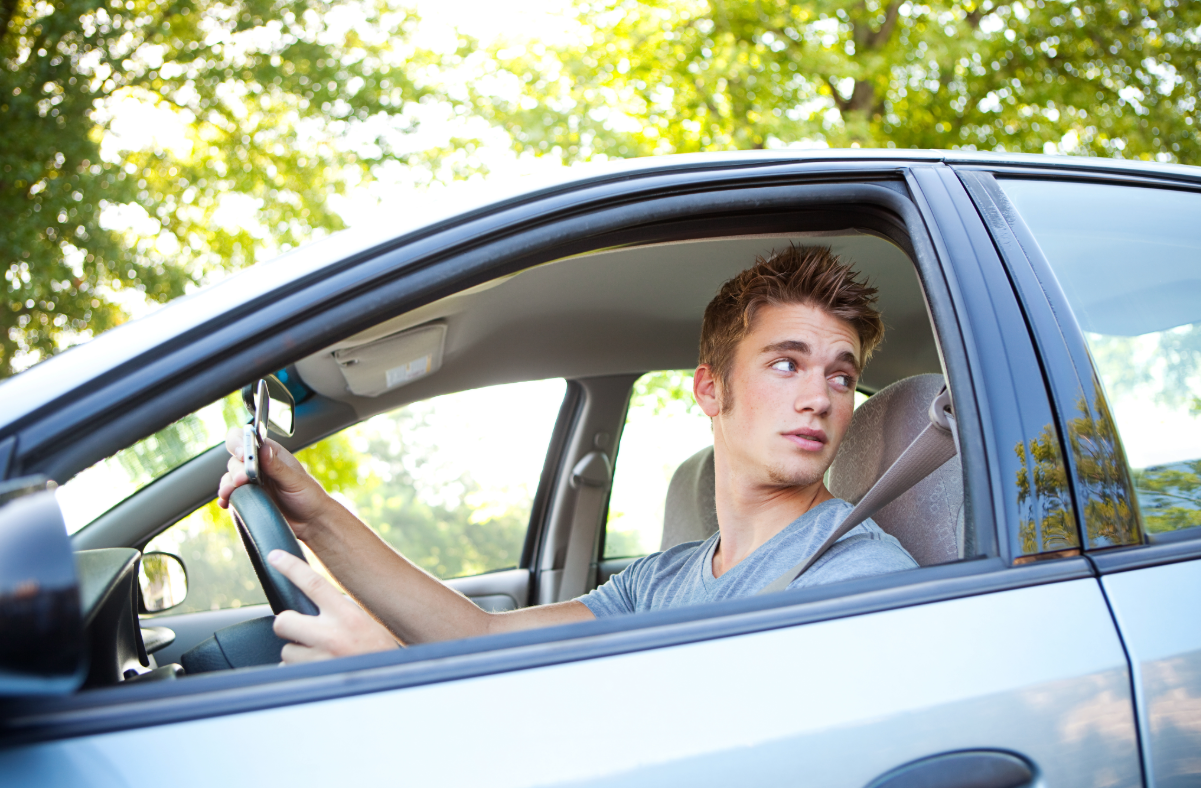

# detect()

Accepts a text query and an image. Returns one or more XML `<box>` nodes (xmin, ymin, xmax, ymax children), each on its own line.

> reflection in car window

<box><xmin>303</xmin><ymin>378</ymin><xmax>567</xmax><ymax>579</ymax></box>
<box><xmin>57</xmin><ymin>392</ymin><xmax>244</xmax><ymax>534</ymax></box>
<box><xmin>1001</xmin><ymin>179</ymin><xmax>1201</xmax><ymax>536</ymax></box>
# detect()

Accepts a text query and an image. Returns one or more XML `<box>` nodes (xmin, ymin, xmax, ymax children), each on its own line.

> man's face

<box><xmin>700</xmin><ymin>302</ymin><xmax>861</xmax><ymax>490</ymax></box>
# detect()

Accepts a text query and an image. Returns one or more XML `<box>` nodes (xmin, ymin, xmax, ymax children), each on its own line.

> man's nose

<box><xmin>793</xmin><ymin>372</ymin><xmax>831</xmax><ymax>415</ymax></box>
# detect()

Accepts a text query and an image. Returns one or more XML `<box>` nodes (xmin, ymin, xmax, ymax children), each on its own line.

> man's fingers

<box><xmin>280</xmin><ymin>642</ymin><xmax>330</xmax><ymax>665</ymax></box>
<box><xmin>224</xmin><ymin>426</ymin><xmax>244</xmax><ymax>460</ymax></box>
<box><xmin>268</xmin><ymin>549</ymin><xmax>344</xmax><ymax>610</ymax></box>
<box><xmin>274</xmin><ymin>609</ymin><xmax>322</xmax><ymax>645</ymax></box>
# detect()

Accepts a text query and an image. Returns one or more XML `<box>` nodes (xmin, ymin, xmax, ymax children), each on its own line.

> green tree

<box><xmin>2</xmin><ymin>0</ymin><xmax>460</xmax><ymax>376</ymax></box>
<box><xmin>473</xmin><ymin>0</ymin><xmax>1200</xmax><ymax>163</ymax></box>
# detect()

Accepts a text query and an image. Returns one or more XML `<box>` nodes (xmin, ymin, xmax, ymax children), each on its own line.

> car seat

<box><xmin>659</xmin><ymin>373</ymin><xmax>965</xmax><ymax>566</ymax></box>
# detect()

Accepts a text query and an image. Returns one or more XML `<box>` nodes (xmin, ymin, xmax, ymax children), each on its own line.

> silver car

<box><xmin>1</xmin><ymin>150</ymin><xmax>1198</xmax><ymax>787</ymax></box>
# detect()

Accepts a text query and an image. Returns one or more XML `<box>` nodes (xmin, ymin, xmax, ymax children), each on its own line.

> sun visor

<box><xmin>333</xmin><ymin>322</ymin><xmax>447</xmax><ymax>397</ymax></box>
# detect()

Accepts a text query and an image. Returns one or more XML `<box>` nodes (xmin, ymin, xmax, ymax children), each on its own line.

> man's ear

<box><xmin>693</xmin><ymin>364</ymin><xmax>722</xmax><ymax>418</ymax></box>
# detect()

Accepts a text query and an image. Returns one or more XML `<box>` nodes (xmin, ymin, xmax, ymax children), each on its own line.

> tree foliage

<box><xmin>1</xmin><ymin>0</ymin><xmax>455</xmax><ymax>376</ymax></box>
<box><xmin>473</xmin><ymin>0</ymin><xmax>1201</xmax><ymax>163</ymax></box>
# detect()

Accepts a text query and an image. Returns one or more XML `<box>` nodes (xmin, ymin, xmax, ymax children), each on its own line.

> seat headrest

<box><xmin>659</xmin><ymin>445</ymin><xmax>718</xmax><ymax>551</ymax></box>
<box><xmin>828</xmin><ymin>373</ymin><xmax>964</xmax><ymax>565</ymax></box>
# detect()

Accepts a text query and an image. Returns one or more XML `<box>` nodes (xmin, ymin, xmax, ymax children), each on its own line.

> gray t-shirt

<box><xmin>580</xmin><ymin>498</ymin><xmax>917</xmax><ymax>617</ymax></box>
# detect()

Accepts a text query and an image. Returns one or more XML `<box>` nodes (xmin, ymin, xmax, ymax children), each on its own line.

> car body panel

<box><xmin>1101</xmin><ymin>559</ymin><xmax>1201</xmax><ymax>786</ymax></box>
<box><xmin>0</xmin><ymin>578</ymin><xmax>1137</xmax><ymax>787</ymax></box>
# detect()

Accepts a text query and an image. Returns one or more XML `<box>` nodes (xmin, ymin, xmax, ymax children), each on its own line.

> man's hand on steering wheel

<box><xmin>217</xmin><ymin>426</ymin><xmax>329</xmax><ymax>542</ymax></box>
<box><xmin>268</xmin><ymin>550</ymin><xmax>400</xmax><ymax>663</ymax></box>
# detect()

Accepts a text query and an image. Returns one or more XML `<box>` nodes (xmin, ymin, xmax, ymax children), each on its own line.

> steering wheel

<box><xmin>228</xmin><ymin>484</ymin><xmax>319</xmax><ymax>617</ymax></box>
<box><xmin>179</xmin><ymin>485</ymin><xmax>318</xmax><ymax>673</ymax></box>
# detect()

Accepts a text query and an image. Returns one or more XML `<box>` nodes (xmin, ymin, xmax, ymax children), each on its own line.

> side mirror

<box><xmin>138</xmin><ymin>552</ymin><xmax>188</xmax><ymax>614</ymax></box>
<box><xmin>241</xmin><ymin>374</ymin><xmax>295</xmax><ymax>439</ymax></box>
<box><xmin>0</xmin><ymin>479</ymin><xmax>85</xmax><ymax>695</ymax></box>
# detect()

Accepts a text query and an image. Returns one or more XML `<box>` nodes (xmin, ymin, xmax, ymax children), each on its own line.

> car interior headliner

<box><xmin>295</xmin><ymin>231</ymin><xmax>943</xmax><ymax>421</ymax></box>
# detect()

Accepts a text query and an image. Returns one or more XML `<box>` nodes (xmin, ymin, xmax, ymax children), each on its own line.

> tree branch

<box><xmin>826</xmin><ymin>76</ymin><xmax>851</xmax><ymax>112</ymax></box>
<box><xmin>867</xmin><ymin>0</ymin><xmax>903</xmax><ymax>49</ymax></box>
<box><xmin>0</xmin><ymin>0</ymin><xmax>19</xmax><ymax>44</ymax></box>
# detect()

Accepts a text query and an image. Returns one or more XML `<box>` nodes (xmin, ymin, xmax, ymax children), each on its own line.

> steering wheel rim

<box><xmin>228</xmin><ymin>484</ymin><xmax>319</xmax><ymax>616</ymax></box>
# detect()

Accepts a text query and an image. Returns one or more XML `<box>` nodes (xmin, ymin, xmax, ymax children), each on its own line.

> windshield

<box><xmin>57</xmin><ymin>392</ymin><xmax>244</xmax><ymax>534</ymax></box>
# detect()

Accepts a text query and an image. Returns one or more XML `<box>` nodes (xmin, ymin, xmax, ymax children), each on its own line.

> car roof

<box><xmin>2</xmin><ymin>148</ymin><xmax>1198</xmax><ymax>435</ymax></box>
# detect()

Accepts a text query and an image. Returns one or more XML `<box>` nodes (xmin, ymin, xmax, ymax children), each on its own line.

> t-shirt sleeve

<box><xmin>577</xmin><ymin>553</ymin><xmax>657</xmax><ymax>617</ymax></box>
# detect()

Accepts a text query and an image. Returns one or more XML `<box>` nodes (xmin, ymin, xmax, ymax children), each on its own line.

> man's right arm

<box><xmin>217</xmin><ymin>429</ymin><xmax>594</xmax><ymax>657</ymax></box>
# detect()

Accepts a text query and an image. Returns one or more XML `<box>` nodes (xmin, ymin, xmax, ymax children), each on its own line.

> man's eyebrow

<box><xmin>761</xmin><ymin>340</ymin><xmax>810</xmax><ymax>355</ymax></box>
<box><xmin>762</xmin><ymin>341</ymin><xmax>862</xmax><ymax>373</ymax></box>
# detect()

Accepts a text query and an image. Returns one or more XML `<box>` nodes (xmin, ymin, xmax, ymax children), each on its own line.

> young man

<box><xmin>217</xmin><ymin>246</ymin><xmax>917</xmax><ymax>663</ymax></box>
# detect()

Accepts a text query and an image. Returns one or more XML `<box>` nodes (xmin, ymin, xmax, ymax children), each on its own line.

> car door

<box><xmin>0</xmin><ymin>159</ymin><xmax>1145</xmax><ymax>787</ymax></box>
<box><xmin>962</xmin><ymin>166</ymin><xmax>1201</xmax><ymax>787</ymax></box>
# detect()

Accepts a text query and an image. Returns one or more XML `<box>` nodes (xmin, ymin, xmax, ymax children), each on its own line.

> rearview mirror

<box><xmin>138</xmin><ymin>552</ymin><xmax>188</xmax><ymax>614</ymax></box>
<box><xmin>240</xmin><ymin>374</ymin><xmax>295</xmax><ymax>439</ymax></box>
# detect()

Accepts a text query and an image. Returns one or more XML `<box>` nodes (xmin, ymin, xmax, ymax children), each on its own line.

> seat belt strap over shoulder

<box><xmin>757</xmin><ymin>386</ymin><xmax>958</xmax><ymax>596</ymax></box>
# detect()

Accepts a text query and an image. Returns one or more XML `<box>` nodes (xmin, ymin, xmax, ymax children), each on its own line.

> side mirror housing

<box><xmin>138</xmin><ymin>552</ymin><xmax>188</xmax><ymax>614</ymax></box>
<box><xmin>0</xmin><ymin>479</ymin><xmax>85</xmax><ymax>696</ymax></box>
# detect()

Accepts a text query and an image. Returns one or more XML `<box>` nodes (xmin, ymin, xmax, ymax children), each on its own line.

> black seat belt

<box><xmin>758</xmin><ymin>386</ymin><xmax>958</xmax><ymax>595</ymax></box>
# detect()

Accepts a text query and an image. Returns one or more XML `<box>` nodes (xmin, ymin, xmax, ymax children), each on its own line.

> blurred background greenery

<box><xmin>10</xmin><ymin>0</ymin><xmax>1201</xmax><ymax>607</ymax></box>
<box><xmin>4</xmin><ymin>0</ymin><xmax>1199</xmax><ymax>376</ymax></box>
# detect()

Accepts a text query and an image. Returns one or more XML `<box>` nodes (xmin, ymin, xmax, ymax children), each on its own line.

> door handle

<box><xmin>866</xmin><ymin>750</ymin><xmax>1035</xmax><ymax>788</ymax></box>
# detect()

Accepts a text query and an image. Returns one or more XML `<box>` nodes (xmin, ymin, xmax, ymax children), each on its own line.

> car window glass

<box><xmin>303</xmin><ymin>378</ymin><xmax>567</xmax><ymax>579</ymax></box>
<box><xmin>145</xmin><ymin>378</ymin><xmax>568</xmax><ymax>614</ymax></box>
<box><xmin>604</xmin><ymin>371</ymin><xmax>713</xmax><ymax>559</ymax></box>
<box><xmin>1000</xmin><ymin>179</ymin><xmax>1201</xmax><ymax>535</ymax></box>
<box><xmin>145</xmin><ymin>501</ymin><xmax>267</xmax><ymax>614</ymax></box>
<box><xmin>57</xmin><ymin>392</ymin><xmax>245</xmax><ymax>534</ymax></box>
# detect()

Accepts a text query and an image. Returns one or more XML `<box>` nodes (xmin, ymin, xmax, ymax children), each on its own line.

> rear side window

<box><xmin>1000</xmin><ymin>179</ymin><xmax>1201</xmax><ymax>537</ymax></box>
<box><xmin>604</xmin><ymin>371</ymin><xmax>712</xmax><ymax>558</ymax></box>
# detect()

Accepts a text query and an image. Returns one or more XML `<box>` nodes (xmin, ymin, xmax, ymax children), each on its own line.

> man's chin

<box><xmin>764</xmin><ymin>463</ymin><xmax>826</xmax><ymax>489</ymax></box>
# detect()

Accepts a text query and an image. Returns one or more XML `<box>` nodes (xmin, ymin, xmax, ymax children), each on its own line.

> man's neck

<box><xmin>710</xmin><ymin>450</ymin><xmax>833</xmax><ymax>579</ymax></box>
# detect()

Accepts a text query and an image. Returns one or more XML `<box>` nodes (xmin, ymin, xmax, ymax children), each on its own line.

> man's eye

<box><xmin>831</xmin><ymin>374</ymin><xmax>855</xmax><ymax>389</ymax></box>
<box><xmin>770</xmin><ymin>359</ymin><xmax>796</xmax><ymax>373</ymax></box>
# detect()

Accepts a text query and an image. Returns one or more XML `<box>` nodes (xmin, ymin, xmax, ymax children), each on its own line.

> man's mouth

<box><xmin>783</xmin><ymin>428</ymin><xmax>827</xmax><ymax>452</ymax></box>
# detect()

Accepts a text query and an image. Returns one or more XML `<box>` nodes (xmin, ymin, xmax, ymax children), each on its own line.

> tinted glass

<box><xmin>1000</xmin><ymin>179</ymin><xmax>1201</xmax><ymax>535</ymax></box>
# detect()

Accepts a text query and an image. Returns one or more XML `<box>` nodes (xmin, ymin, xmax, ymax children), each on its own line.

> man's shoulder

<box><xmin>787</xmin><ymin>507</ymin><xmax>919</xmax><ymax>589</ymax></box>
